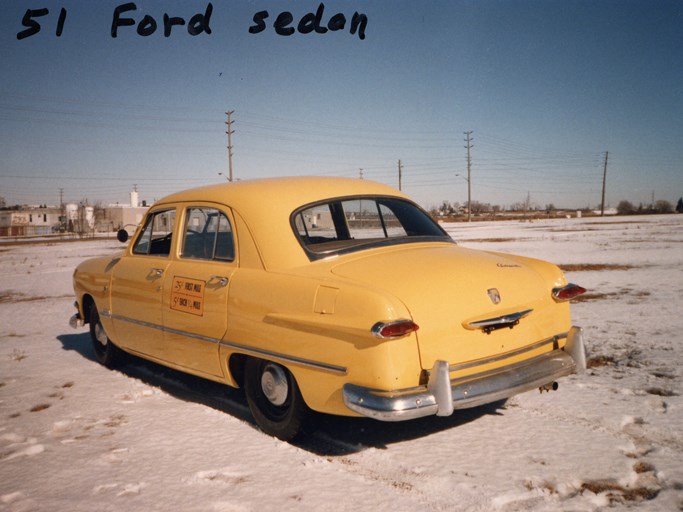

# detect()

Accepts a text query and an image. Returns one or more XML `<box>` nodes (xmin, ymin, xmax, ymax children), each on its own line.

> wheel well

<box><xmin>82</xmin><ymin>295</ymin><xmax>95</xmax><ymax>324</ymax></box>
<box><xmin>228</xmin><ymin>354</ymin><xmax>308</xmax><ymax>407</ymax></box>
<box><xmin>228</xmin><ymin>353</ymin><xmax>248</xmax><ymax>388</ymax></box>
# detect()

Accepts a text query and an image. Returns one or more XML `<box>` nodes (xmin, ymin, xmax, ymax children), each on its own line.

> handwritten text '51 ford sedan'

<box><xmin>70</xmin><ymin>177</ymin><xmax>586</xmax><ymax>440</ymax></box>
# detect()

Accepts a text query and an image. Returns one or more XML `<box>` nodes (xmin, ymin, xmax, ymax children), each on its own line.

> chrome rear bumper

<box><xmin>343</xmin><ymin>326</ymin><xmax>585</xmax><ymax>421</ymax></box>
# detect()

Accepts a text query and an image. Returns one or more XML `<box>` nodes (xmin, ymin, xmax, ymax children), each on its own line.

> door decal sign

<box><xmin>171</xmin><ymin>276</ymin><xmax>205</xmax><ymax>316</ymax></box>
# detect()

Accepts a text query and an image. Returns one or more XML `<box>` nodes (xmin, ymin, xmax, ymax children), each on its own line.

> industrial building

<box><xmin>0</xmin><ymin>189</ymin><xmax>148</xmax><ymax>237</ymax></box>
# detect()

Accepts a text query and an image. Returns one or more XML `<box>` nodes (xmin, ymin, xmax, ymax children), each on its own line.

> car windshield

<box><xmin>292</xmin><ymin>196</ymin><xmax>453</xmax><ymax>259</ymax></box>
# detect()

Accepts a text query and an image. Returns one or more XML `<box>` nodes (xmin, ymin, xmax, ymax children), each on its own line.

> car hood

<box><xmin>329</xmin><ymin>243</ymin><xmax>568</xmax><ymax>369</ymax></box>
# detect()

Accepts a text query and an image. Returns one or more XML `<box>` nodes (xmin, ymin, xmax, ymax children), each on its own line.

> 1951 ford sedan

<box><xmin>70</xmin><ymin>177</ymin><xmax>586</xmax><ymax>440</ymax></box>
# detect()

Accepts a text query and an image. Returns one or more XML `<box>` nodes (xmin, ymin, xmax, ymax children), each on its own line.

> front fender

<box><xmin>72</xmin><ymin>256</ymin><xmax>118</xmax><ymax>330</ymax></box>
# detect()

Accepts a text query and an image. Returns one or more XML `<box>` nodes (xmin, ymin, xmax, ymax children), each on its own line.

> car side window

<box><xmin>181</xmin><ymin>207</ymin><xmax>235</xmax><ymax>261</ymax></box>
<box><xmin>132</xmin><ymin>209</ymin><xmax>176</xmax><ymax>256</ymax></box>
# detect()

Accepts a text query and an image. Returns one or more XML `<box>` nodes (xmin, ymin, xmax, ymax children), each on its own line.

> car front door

<box><xmin>161</xmin><ymin>205</ymin><xmax>237</xmax><ymax>378</ymax></box>
<box><xmin>110</xmin><ymin>208</ymin><xmax>176</xmax><ymax>359</ymax></box>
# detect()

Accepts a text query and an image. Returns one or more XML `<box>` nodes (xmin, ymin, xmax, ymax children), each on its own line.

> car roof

<box><xmin>155</xmin><ymin>176</ymin><xmax>411</xmax><ymax>270</ymax></box>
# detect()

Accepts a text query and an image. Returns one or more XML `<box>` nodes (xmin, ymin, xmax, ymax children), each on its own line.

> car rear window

<box><xmin>292</xmin><ymin>196</ymin><xmax>452</xmax><ymax>259</ymax></box>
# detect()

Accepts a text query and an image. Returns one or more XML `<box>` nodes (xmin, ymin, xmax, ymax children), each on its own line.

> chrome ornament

<box><xmin>487</xmin><ymin>288</ymin><xmax>501</xmax><ymax>305</ymax></box>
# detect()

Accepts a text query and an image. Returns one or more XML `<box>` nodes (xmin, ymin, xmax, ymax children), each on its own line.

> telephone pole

<box><xmin>464</xmin><ymin>131</ymin><xmax>474</xmax><ymax>222</ymax></box>
<box><xmin>398</xmin><ymin>159</ymin><xmax>403</xmax><ymax>191</ymax></box>
<box><xmin>225</xmin><ymin>111</ymin><xmax>235</xmax><ymax>182</ymax></box>
<box><xmin>600</xmin><ymin>151</ymin><xmax>609</xmax><ymax>217</ymax></box>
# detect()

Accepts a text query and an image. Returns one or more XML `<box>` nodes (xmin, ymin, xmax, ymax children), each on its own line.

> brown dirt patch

<box><xmin>587</xmin><ymin>355</ymin><xmax>616</xmax><ymax>368</ymax></box>
<box><xmin>559</xmin><ymin>264</ymin><xmax>636</xmax><ymax>272</ymax></box>
<box><xmin>645</xmin><ymin>387</ymin><xmax>678</xmax><ymax>397</ymax></box>
<box><xmin>0</xmin><ymin>292</ymin><xmax>71</xmax><ymax>304</ymax></box>
<box><xmin>584</xmin><ymin>221</ymin><xmax>645</xmax><ymax>226</ymax></box>
<box><xmin>580</xmin><ymin>479</ymin><xmax>659</xmax><ymax>502</ymax></box>
<box><xmin>459</xmin><ymin>237</ymin><xmax>520</xmax><ymax>243</ymax></box>
<box><xmin>633</xmin><ymin>462</ymin><xmax>656</xmax><ymax>474</ymax></box>
<box><xmin>572</xmin><ymin>292</ymin><xmax>615</xmax><ymax>303</ymax></box>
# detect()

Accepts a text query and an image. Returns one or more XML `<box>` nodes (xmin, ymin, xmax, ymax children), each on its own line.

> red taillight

<box><xmin>552</xmin><ymin>283</ymin><xmax>587</xmax><ymax>302</ymax></box>
<box><xmin>371</xmin><ymin>320</ymin><xmax>419</xmax><ymax>339</ymax></box>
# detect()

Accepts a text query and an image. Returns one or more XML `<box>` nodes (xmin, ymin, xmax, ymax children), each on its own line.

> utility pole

<box><xmin>225</xmin><ymin>111</ymin><xmax>235</xmax><ymax>182</ymax></box>
<box><xmin>398</xmin><ymin>159</ymin><xmax>403</xmax><ymax>191</ymax></box>
<box><xmin>59</xmin><ymin>188</ymin><xmax>65</xmax><ymax>231</ymax></box>
<box><xmin>359</xmin><ymin>168</ymin><xmax>364</xmax><ymax>179</ymax></box>
<box><xmin>464</xmin><ymin>131</ymin><xmax>474</xmax><ymax>222</ymax></box>
<box><xmin>600</xmin><ymin>151</ymin><xmax>609</xmax><ymax>217</ymax></box>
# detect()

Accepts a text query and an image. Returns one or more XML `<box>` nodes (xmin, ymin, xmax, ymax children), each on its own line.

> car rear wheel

<box><xmin>244</xmin><ymin>358</ymin><xmax>308</xmax><ymax>441</ymax></box>
<box><xmin>89</xmin><ymin>303</ymin><xmax>122</xmax><ymax>368</ymax></box>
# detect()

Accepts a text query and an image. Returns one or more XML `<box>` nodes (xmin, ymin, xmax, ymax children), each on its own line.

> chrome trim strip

<box><xmin>111</xmin><ymin>313</ymin><xmax>216</xmax><ymax>344</ymax></box>
<box><xmin>218</xmin><ymin>340</ymin><xmax>348</xmax><ymax>376</ymax></box>
<box><xmin>446</xmin><ymin>334</ymin><xmax>565</xmax><ymax>373</ymax></box>
<box><xmin>109</xmin><ymin>313</ymin><xmax>179</xmax><ymax>337</ymax></box>
<box><xmin>109</xmin><ymin>313</ymin><xmax>347</xmax><ymax>376</ymax></box>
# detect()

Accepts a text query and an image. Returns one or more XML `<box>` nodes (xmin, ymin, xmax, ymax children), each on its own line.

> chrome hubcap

<box><xmin>261</xmin><ymin>363</ymin><xmax>288</xmax><ymax>406</ymax></box>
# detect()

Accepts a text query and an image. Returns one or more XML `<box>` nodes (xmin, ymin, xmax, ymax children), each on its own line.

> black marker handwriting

<box><xmin>15</xmin><ymin>2</ymin><xmax>367</xmax><ymax>41</ymax></box>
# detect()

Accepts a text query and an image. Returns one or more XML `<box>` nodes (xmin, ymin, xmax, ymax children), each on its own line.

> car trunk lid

<box><xmin>330</xmin><ymin>244</ymin><xmax>563</xmax><ymax>372</ymax></box>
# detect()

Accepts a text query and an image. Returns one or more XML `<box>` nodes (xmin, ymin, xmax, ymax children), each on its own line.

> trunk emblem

<box><xmin>487</xmin><ymin>288</ymin><xmax>501</xmax><ymax>305</ymax></box>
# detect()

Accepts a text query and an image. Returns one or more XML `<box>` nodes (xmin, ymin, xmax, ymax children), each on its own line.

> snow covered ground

<box><xmin>1</xmin><ymin>214</ymin><xmax>682</xmax><ymax>511</ymax></box>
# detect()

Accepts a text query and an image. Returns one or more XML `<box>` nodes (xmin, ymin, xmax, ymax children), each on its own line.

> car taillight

<box><xmin>371</xmin><ymin>320</ymin><xmax>419</xmax><ymax>339</ymax></box>
<box><xmin>552</xmin><ymin>283</ymin><xmax>587</xmax><ymax>302</ymax></box>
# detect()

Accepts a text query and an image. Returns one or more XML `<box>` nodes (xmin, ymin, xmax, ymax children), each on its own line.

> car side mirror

<box><xmin>116</xmin><ymin>229</ymin><xmax>129</xmax><ymax>243</ymax></box>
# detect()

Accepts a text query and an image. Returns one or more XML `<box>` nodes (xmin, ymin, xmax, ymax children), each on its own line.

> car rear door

<box><xmin>161</xmin><ymin>205</ymin><xmax>237</xmax><ymax>378</ymax></box>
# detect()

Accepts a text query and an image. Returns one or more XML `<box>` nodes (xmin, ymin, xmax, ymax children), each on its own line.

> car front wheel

<box><xmin>244</xmin><ymin>358</ymin><xmax>308</xmax><ymax>441</ymax></box>
<box><xmin>89</xmin><ymin>303</ymin><xmax>122</xmax><ymax>368</ymax></box>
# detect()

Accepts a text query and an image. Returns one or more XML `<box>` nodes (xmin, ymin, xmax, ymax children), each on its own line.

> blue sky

<box><xmin>1</xmin><ymin>0</ymin><xmax>681</xmax><ymax>210</ymax></box>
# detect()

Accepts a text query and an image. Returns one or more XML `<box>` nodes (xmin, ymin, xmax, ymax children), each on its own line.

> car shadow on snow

<box><xmin>56</xmin><ymin>332</ymin><xmax>253</xmax><ymax>425</ymax></box>
<box><xmin>298</xmin><ymin>404</ymin><xmax>505</xmax><ymax>455</ymax></box>
<box><xmin>57</xmin><ymin>332</ymin><xmax>505</xmax><ymax>456</ymax></box>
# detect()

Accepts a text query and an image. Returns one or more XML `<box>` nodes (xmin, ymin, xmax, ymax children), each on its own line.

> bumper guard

<box><xmin>343</xmin><ymin>326</ymin><xmax>585</xmax><ymax>421</ymax></box>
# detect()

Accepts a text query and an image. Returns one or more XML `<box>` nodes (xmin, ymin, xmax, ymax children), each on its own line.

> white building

<box><xmin>0</xmin><ymin>207</ymin><xmax>62</xmax><ymax>236</ymax></box>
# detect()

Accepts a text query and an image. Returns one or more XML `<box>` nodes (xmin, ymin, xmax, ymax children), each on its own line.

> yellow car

<box><xmin>70</xmin><ymin>177</ymin><xmax>586</xmax><ymax>440</ymax></box>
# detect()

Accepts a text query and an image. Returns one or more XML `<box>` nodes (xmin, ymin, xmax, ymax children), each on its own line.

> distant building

<box><xmin>98</xmin><ymin>206</ymin><xmax>148</xmax><ymax>234</ymax></box>
<box><xmin>0</xmin><ymin>207</ymin><xmax>62</xmax><ymax>236</ymax></box>
<box><xmin>98</xmin><ymin>188</ymin><xmax>148</xmax><ymax>234</ymax></box>
<box><xmin>1</xmin><ymin>190</ymin><xmax>150</xmax><ymax>237</ymax></box>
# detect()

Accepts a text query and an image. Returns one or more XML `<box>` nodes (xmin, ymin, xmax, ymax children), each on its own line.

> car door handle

<box><xmin>150</xmin><ymin>268</ymin><xmax>164</xmax><ymax>278</ymax></box>
<box><xmin>210</xmin><ymin>275</ymin><xmax>229</xmax><ymax>287</ymax></box>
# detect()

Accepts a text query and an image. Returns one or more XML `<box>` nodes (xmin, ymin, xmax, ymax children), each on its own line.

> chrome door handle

<box><xmin>210</xmin><ymin>276</ymin><xmax>229</xmax><ymax>287</ymax></box>
<box><xmin>151</xmin><ymin>268</ymin><xmax>164</xmax><ymax>278</ymax></box>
